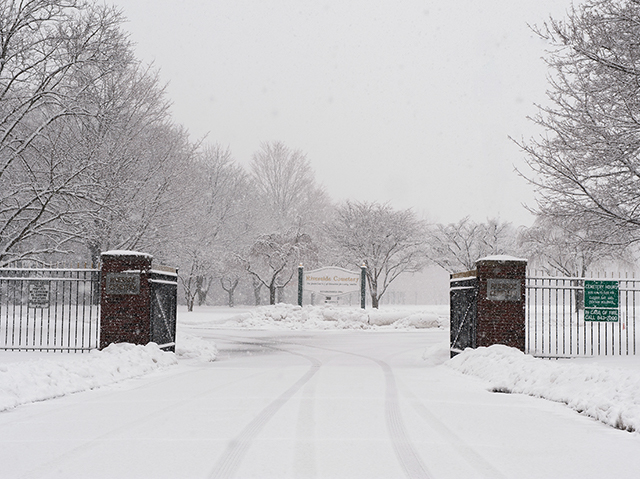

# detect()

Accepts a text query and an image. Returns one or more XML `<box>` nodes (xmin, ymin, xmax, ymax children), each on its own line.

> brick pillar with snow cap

<box><xmin>100</xmin><ymin>250</ymin><xmax>153</xmax><ymax>349</ymax></box>
<box><xmin>475</xmin><ymin>255</ymin><xmax>527</xmax><ymax>351</ymax></box>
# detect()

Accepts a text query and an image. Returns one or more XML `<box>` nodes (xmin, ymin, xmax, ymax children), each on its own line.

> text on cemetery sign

<box><xmin>303</xmin><ymin>267</ymin><xmax>361</xmax><ymax>296</ymax></box>
<box><xmin>584</xmin><ymin>280</ymin><xmax>619</xmax><ymax>322</ymax></box>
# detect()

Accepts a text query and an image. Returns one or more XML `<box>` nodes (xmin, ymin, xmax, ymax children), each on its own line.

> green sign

<box><xmin>584</xmin><ymin>280</ymin><xmax>618</xmax><ymax>322</ymax></box>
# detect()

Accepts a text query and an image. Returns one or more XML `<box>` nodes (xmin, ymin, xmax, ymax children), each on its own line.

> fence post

<box><xmin>99</xmin><ymin>251</ymin><xmax>153</xmax><ymax>350</ymax></box>
<box><xmin>475</xmin><ymin>255</ymin><xmax>527</xmax><ymax>352</ymax></box>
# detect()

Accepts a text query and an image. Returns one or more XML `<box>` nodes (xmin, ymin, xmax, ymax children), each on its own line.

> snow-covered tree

<box><xmin>517</xmin><ymin>0</ymin><xmax>640</xmax><ymax>248</ymax></box>
<box><xmin>326</xmin><ymin>201</ymin><xmax>427</xmax><ymax>308</ymax></box>
<box><xmin>426</xmin><ymin>217</ymin><xmax>519</xmax><ymax>273</ymax></box>
<box><xmin>0</xmin><ymin>1</ymin><xmax>134</xmax><ymax>265</ymax></box>
<box><xmin>244</xmin><ymin>229</ymin><xmax>318</xmax><ymax>305</ymax></box>
<box><xmin>81</xmin><ymin>119</ymin><xmax>195</xmax><ymax>264</ymax></box>
<box><xmin>519</xmin><ymin>215</ymin><xmax>634</xmax><ymax>276</ymax></box>
<box><xmin>239</xmin><ymin>141</ymin><xmax>330</xmax><ymax>303</ymax></box>
<box><xmin>172</xmin><ymin>144</ymin><xmax>253</xmax><ymax>310</ymax></box>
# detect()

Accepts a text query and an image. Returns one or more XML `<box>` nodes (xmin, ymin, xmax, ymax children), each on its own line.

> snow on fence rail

<box><xmin>0</xmin><ymin>266</ymin><xmax>100</xmax><ymax>352</ymax></box>
<box><xmin>526</xmin><ymin>274</ymin><xmax>639</xmax><ymax>357</ymax></box>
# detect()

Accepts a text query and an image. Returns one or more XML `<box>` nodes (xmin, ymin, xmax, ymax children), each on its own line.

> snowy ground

<box><xmin>1</xmin><ymin>304</ymin><xmax>640</xmax><ymax>478</ymax></box>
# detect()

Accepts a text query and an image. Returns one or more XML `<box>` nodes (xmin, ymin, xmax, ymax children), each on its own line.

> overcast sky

<box><xmin>109</xmin><ymin>0</ymin><xmax>573</xmax><ymax>227</ymax></box>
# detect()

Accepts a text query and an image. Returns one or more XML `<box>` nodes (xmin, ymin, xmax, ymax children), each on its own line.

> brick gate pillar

<box><xmin>100</xmin><ymin>251</ymin><xmax>153</xmax><ymax>349</ymax></box>
<box><xmin>475</xmin><ymin>255</ymin><xmax>527</xmax><ymax>352</ymax></box>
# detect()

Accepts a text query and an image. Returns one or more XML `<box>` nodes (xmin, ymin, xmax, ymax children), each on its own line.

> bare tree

<box><xmin>219</xmin><ymin>256</ymin><xmax>245</xmax><ymax>307</ymax></box>
<box><xmin>427</xmin><ymin>217</ymin><xmax>519</xmax><ymax>273</ymax></box>
<box><xmin>250</xmin><ymin>140</ymin><xmax>330</xmax><ymax>230</ymax></box>
<box><xmin>326</xmin><ymin>201</ymin><xmax>427</xmax><ymax>308</ymax></box>
<box><xmin>516</xmin><ymin>0</ymin><xmax>640</xmax><ymax>248</ymax></box>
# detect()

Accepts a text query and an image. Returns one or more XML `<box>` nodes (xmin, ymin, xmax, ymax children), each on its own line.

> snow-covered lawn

<box><xmin>214</xmin><ymin>303</ymin><xmax>449</xmax><ymax>330</ymax></box>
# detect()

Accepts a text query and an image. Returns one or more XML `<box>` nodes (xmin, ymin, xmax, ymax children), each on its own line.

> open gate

<box><xmin>149</xmin><ymin>266</ymin><xmax>178</xmax><ymax>352</ymax></box>
<box><xmin>449</xmin><ymin>271</ymin><xmax>478</xmax><ymax>353</ymax></box>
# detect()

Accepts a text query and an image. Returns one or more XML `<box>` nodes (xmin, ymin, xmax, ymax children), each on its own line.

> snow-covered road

<box><xmin>2</xmin><ymin>327</ymin><xmax>640</xmax><ymax>478</ymax></box>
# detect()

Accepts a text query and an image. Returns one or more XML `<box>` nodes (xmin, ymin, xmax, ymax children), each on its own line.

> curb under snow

<box><xmin>448</xmin><ymin>345</ymin><xmax>640</xmax><ymax>433</ymax></box>
<box><xmin>0</xmin><ymin>332</ymin><xmax>217</xmax><ymax>412</ymax></box>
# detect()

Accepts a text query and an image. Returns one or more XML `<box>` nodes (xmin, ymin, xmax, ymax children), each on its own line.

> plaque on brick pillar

<box><xmin>100</xmin><ymin>251</ymin><xmax>153</xmax><ymax>349</ymax></box>
<box><xmin>475</xmin><ymin>255</ymin><xmax>527</xmax><ymax>351</ymax></box>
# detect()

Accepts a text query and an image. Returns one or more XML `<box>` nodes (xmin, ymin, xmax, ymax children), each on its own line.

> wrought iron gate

<box><xmin>0</xmin><ymin>266</ymin><xmax>100</xmax><ymax>352</ymax></box>
<box><xmin>450</xmin><ymin>272</ymin><xmax>478</xmax><ymax>353</ymax></box>
<box><xmin>149</xmin><ymin>266</ymin><xmax>178</xmax><ymax>351</ymax></box>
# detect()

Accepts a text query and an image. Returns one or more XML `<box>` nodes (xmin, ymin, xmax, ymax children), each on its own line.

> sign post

<box><xmin>584</xmin><ymin>280</ymin><xmax>619</xmax><ymax>322</ymax></box>
<box><xmin>298</xmin><ymin>264</ymin><xmax>304</xmax><ymax>307</ymax></box>
<box><xmin>360</xmin><ymin>263</ymin><xmax>367</xmax><ymax>309</ymax></box>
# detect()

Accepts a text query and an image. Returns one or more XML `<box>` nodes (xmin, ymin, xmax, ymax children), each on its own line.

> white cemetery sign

<box><xmin>304</xmin><ymin>267</ymin><xmax>361</xmax><ymax>296</ymax></box>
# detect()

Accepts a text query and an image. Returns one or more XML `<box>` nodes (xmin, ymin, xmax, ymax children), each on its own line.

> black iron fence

<box><xmin>0</xmin><ymin>266</ymin><xmax>100</xmax><ymax>352</ymax></box>
<box><xmin>526</xmin><ymin>274</ymin><xmax>639</xmax><ymax>356</ymax></box>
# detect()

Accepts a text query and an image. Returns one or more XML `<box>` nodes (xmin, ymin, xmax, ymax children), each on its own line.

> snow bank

<box><xmin>0</xmin><ymin>343</ymin><xmax>177</xmax><ymax>412</ymax></box>
<box><xmin>0</xmin><ymin>330</ymin><xmax>218</xmax><ymax>412</ymax></box>
<box><xmin>226</xmin><ymin>304</ymin><xmax>446</xmax><ymax>330</ymax></box>
<box><xmin>175</xmin><ymin>331</ymin><xmax>218</xmax><ymax>362</ymax></box>
<box><xmin>448</xmin><ymin>345</ymin><xmax>640</xmax><ymax>432</ymax></box>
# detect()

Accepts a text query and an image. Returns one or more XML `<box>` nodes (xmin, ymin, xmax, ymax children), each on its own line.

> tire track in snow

<box><xmin>381</xmin><ymin>346</ymin><xmax>507</xmax><ymax>478</ymax></box>
<box><xmin>276</xmin><ymin>339</ymin><xmax>432</xmax><ymax>479</ymax></box>
<box><xmin>397</xmin><ymin>381</ymin><xmax>507</xmax><ymax>479</ymax></box>
<box><xmin>208</xmin><ymin>340</ymin><xmax>321</xmax><ymax>479</ymax></box>
<box><xmin>371</xmin><ymin>357</ymin><xmax>432</xmax><ymax>479</ymax></box>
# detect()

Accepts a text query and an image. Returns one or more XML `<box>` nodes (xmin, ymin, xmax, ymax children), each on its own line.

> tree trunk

<box><xmin>182</xmin><ymin>277</ymin><xmax>196</xmax><ymax>312</ymax></box>
<box><xmin>369</xmin><ymin>275</ymin><xmax>379</xmax><ymax>309</ymax></box>
<box><xmin>227</xmin><ymin>290</ymin><xmax>234</xmax><ymax>307</ymax></box>
<box><xmin>196</xmin><ymin>276</ymin><xmax>206</xmax><ymax>306</ymax></box>
<box><xmin>252</xmin><ymin>278</ymin><xmax>262</xmax><ymax>306</ymax></box>
<box><xmin>221</xmin><ymin>278</ymin><xmax>239</xmax><ymax>308</ymax></box>
<box><xmin>88</xmin><ymin>242</ymin><xmax>102</xmax><ymax>305</ymax></box>
<box><xmin>269</xmin><ymin>285</ymin><xmax>277</xmax><ymax>305</ymax></box>
<box><xmin>371</xmin><ymin>294</ymin><xmax>379</xmax><ymax>309</ymax></box>
<box><xmin>276</xmin><ymin>285</ymin><xmax>284</xmax><ymax>303</ymax></box>
<box><xmin>575</xmin><ymin>268</ymin><xmax>586</xmax><ymax>313</ymax></box>
<box><xmin>198</xmin><ymin>276</ymin><xmax>213</xmax><ymax>306</ymax></box>
<box><xmin>187</xmin><ymin>295</ymin><xmax>195</xmax><ymax>312</ymax></box>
